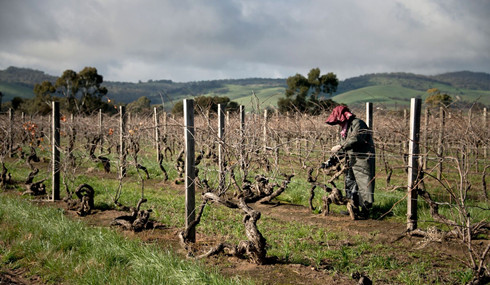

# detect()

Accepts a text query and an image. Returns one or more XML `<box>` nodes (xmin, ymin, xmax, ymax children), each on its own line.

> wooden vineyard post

<box><xmin>366</xmin><ymin>102</ymin><xmax>375</xmax><ymax>189</ymax></box>
<box><xmin>218</xmin><ymin>104</ymin><xmax>225</xmax><ymax>193</ymax></box>
<box><xmin>366</xmin><ymin>102</ymin><xmax>373</xmax><ymax>129</ymax></box>
<box><xmin>163</xmin><ymin>112</ymin><xmax>167</xmax><ymax>137</ymax></box>
<box><xmin>206</xmin><ymin>109</ymin><xmax>211</xmax><ymax>127</ymax></box>
<box><xmin>68</xmin><ymin>113</ymin><xmax>76</xmax><ymax>164</ymax></box>
<box><xmin>403</xmin><ymin>108</ymin><xmax>408</xmax><ymax>156</ymax></box>
<box><xmin>422</xmin><ymin>108</ymin><xmax>429</xmax><ymax>170</ymax></box>
<box><xmin>154</xmin><ymin>107</ymin><xmax>161</xmax><ymax>161</ymax></box>
<box><xmin>295</xmin><ymin>113</ymin><xmax>301</xmax><ymax>156</ymax></box>
<box><xmin>119</xmin><ymin>106</ymin><xmax>127</xmax><ymax>178</ymax></box>
<box><xmin>274</xmin><ymin>115</ymin><xmax>279</xmax><ymax>167</ymax></box>
<box><xmin>184</xmin><ymin>99</ymin><xmax>196</xmax><ymax>242</ymax></box>
<box><xmin>407</xmin><ymin>98</ymin><xmax>421</xmax><ymax>231</ymax></box>
<box><xmin>98</xmin><ymin>109</ymin><xmax>103</xmax><ymax>147</ymax></box>
<box><xmin>484</xmin><ymin>108</ymin><xmax>488</xmax><ymax>159</ymax></box>
<box><xmin>437</xmin><ymin>106</ymin><xmax>445</xmax><ymax>180</ymax></box>
<box><xmin>263</xmin><ymin>109</ymin><xmax>268</xmax><ymax>152</ymax></box>
<box><xmin>240</xmin><ymin>105</ymin><xmax>246</xmax><ymax>172</ymax></box>
<box><xmin>468</xmin><ymin>107</ymin><xmax>477</xmax><ymax>172</ymax></box>
<box><xmin>8</xmin><ymin>108</ymin><xmax>13</xmax><ymax>158</ymax></box>
<box><xmin>285</xmin><ymin>112</ymin><xmax>291</xmax><ymax>153</ymax></box>
<box><xmin>70</xmin><ymin>113</ymin><xmax>75</xmax><ymax>145</ymax></box>
<box><xmin>51</xmin><ymin>102</ymin><xmax>61</xmax><ymax>201</ymax></box>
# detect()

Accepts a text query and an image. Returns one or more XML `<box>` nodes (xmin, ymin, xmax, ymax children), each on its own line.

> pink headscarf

<box><xmin>325</xmin><ymin>105</ymin><xmax>355</xmax><ymax>138</ymax></box>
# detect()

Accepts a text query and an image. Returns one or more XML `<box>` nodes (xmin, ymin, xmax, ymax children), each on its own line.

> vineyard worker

<box><xmin>325</xmin><ymin>105</ymin><xmax>375</xmax><ymax>219</ymax></box>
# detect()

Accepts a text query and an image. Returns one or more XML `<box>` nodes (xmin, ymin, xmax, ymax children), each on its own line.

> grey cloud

<box><xmin>0</xmin><ymin>0</ymin><xmax>489</xmax><ymax>82</ymax></box>
<box><xmin>0</xmin><ymin>1</ymin><xmax>60</xmax><ymax>45</ymax></box>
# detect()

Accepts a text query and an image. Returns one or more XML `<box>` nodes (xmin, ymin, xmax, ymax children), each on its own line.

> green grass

<box><xmin>1</xmin><ymin>157</ymin><xmax>480</xmax><ymax>284</ymax></box>
<box><xmin>150</xmin><ymin>83</ymin><xmax>285</xmax><ymax>113</ymax></box>
<box><xmin>0</xmin><ymin>194</ymin><xmax>250</xmax><ymax>285</ymax></box>
<box><xmin>2</xmin><ymin>136</ymin><xmax>488</xmax><ymax>284</ymax></box>
<box><xmin>332</xmin><ymin>85</ymin><xmax>425</xmax><ymax>108</ymax></box>
<box><xmin>200</xmin><ymin>84</ymin><xmax>285</xmax><ymax>112</ymax></box>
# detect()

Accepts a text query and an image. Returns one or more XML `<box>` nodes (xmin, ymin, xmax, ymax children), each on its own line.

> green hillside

<box><xmin>332</xmin><ymin>85</ymin><xmax>424</xmax><ymax>109</ymax></box>
<box><xmin>154</xmin><ymin>84</ymin><xmax>285</xmax><ymax>112</ymax></box>
<box><xmin>337</xmin><ymin>72</ymin><xmax>441</xmax><ymax>94</ymax></box>
<box><xmin>1</xmin><ymin>67</ymin><xmax>489</xmax><ymax>111</ymax></box>
<box><xmin>0</xmin><ymin>82</ymin><xmax>34</xmax><ymax>102</ymax></box>
<box><xmin>333</xmin><ymin>84</ymin><xmax>490</xmax><ymax>109</ymax></box>
<box><xmin>431</xmin><ymin>71</ymin><xmax>490</xmax><ymax>90</ymax></box>
<box><xmin>201</xmin><ymin>84</ymin><xmax>285</xmax><ymax>111</ymax></box>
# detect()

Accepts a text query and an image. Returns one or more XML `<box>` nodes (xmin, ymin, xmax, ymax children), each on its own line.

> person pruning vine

<box><xmin>323</xmin><ymin>105</ymin><xmax>375</xmax><ymax>219</ymax></box>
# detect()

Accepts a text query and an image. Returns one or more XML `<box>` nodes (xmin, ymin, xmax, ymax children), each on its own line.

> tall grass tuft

<box><xmin>0</xmin><ymin>195</ymin><xmax>250</xmax><ymax>285</ymax></box>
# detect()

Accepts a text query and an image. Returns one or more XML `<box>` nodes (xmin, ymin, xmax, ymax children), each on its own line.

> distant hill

<box><xmin>429</xmin><ymin>71</ymin><xmax>490</xmax><ymax>90</ymax></box>
<box><xmin>1</xmin><ymin>66</ymin><xmax>489</xmax><ymax>110</ymax></box>
<box><xmin>332</xmin><ymin>71</ymin><xmax>490</xmax><ymax>108</ymax></box>
<box><xmin>0</xmin><ymin>66</ymin><xmax>56</xmax><ymax>84</ymax></box>
<box><xmin>0</xmin><ymin>66</ymin><xmax>286</xmax><ymax>111</ymax></box>
<box><xmin>103</xmin><ymin>77</ymin><xmax>286</xmax><ymax>111</ymax></box>
<box><xmin>337</xmin><ymin>71</ymin><xmax>490</xmax><ymax>93</ymax></box>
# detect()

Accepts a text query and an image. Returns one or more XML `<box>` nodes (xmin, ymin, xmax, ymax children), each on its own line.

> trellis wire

<box><xmin>1</xmin><ymin>101</ymin><xmax>488</xmax><ymax>232</ymax></box>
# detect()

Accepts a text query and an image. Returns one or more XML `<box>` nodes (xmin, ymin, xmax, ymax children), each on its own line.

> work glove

<box><xmin>331</xmin><ymin>144</ymin><xmax>342</xmax><ymax>153</ymax></box>
<box><xmin>320</xmin><ymin>155</ymin><xmax>339</xmax><ymax>169</ymax></box>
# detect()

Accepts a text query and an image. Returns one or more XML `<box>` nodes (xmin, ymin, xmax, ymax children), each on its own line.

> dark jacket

<box><xmin>340</xmin><ymin>118</ymin><xmax>375</xmax><ymax>205</ymax></box>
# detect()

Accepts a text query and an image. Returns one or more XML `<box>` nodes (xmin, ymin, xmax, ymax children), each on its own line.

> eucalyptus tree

<box><xmin>30</xmin><ymin>80</ymin><xmax>57</xmax><ymax>115</ymax></box>
<box><xmin>77</xmin><ymin>67</ymin><xmax>108</xmax><ymax>114</ymax></box>
<box><xmin>55</xmin><ymin>69</ymin><xmax>79</xmax><ymax>113</ymax></box>
<box><xmin>278</xmin><ymin>67</ymin><xmax>339</xmax><ymax>115</ymax></box>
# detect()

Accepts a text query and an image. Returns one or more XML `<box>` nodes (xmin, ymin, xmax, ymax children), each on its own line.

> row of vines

<box><xmin>0</xmin><ymin>103</ymin><xmax>489</xmax><ymax>283</ymax></box>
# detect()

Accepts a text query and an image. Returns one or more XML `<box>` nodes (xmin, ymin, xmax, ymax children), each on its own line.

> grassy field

<box><xmin>200</xmin><ymin>84</ymin><xmax>285</xmax><ymax>112</ymax></box>
<box><xmin>0</xmin><ymin>104</ymin><xmax>489</xmax><ymax>284</ymax></box>
<box><xmin>332</xmin><ymin>85</ymin><xmax>423</xmax><ymax>108</ymax></box>
<box><xmin>0</xmin><ymin>193</ymin><xmax>251</xmax><ymax>285</ymax></box>
<box><xmin>1</xmin><ymin>145</ymin><xmax>488</xmax><ymax>284</ymax></box>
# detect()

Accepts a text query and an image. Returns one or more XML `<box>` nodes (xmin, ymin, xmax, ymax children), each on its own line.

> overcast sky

<box><xmin>1</xmin><ymin>0</ymin><xmax>489</xmax><ymax>83</ymax></box>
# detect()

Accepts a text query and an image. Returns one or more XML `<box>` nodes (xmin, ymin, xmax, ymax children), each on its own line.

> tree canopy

<box><xmin>55</xmin><ymin>69</ymin><xmax>78</xmax><ymax>113</ymax></box>
<box><xmin>425</xmin><ymin>88</ymin><xmax>453</xmax><ymax>108</ymax></box>
<box><xmin>23</xmin><ymin>67</ymin><xmax>113</xmax><ymax>115</ymax></box>
<box><xmin>77</xmin><ymin>67</ymin><xmax>108</xmax><ymax>114</ymax></box>
<box><xmin>171</xmin><ymin>95</ymin><xmax>239</xmax><ymax>116</ymax></box>
<box><xmin>28</xmin><ymin>81</ymin><xmax>57</xmax><ymax>115</ymax></box>
<box><xmin>278</xmin><ymin>68</ymin><xmax>339</xmax><ymax>115</ymax></box>
<box><xmin>127</xmin><ymin>96</ymin><xmax>151</xmax><ymax>113</ymax></box>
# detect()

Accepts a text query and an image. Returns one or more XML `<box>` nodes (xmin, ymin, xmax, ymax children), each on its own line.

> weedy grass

<box><xmin>2</xmin><ymin>150</ymin><xmax>487</xmax><ymax>284</ymax></box>
<box><xmin>0</xmin><ymin>194</ymin><xmax>251</xmax><ymax>285</ymax></box>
